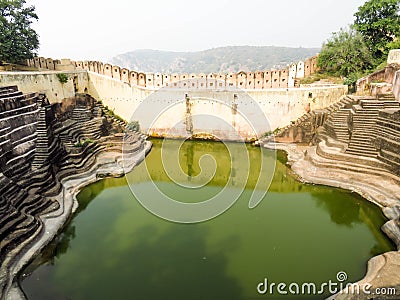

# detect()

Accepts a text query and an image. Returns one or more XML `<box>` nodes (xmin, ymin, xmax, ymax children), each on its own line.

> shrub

<box><xmin>127</xmin><ymin>121</ymin><xmax>140</xmax><ymax>132</ymax></box>
<box><xmin>56</xmin><ymin>73</ymin><xmax>68</xmax><ymax>84</ymax></box>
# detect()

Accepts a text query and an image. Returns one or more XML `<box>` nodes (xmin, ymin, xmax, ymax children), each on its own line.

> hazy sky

<box><xmin>27</xmin><ymin>0</ymin><xmax>367</xmax><ymax>61</ymax></box>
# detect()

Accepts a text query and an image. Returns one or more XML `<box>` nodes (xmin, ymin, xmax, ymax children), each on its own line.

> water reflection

<box><xmin>20</xmin><ymin>139</ymin><xmax>395</xmax><ymax>300</ymax></box>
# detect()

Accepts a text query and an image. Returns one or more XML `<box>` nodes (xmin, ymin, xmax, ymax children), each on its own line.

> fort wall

<box><xmin>0</xmin><ymin>71</ymin><xmax>89</xmax><ymax>103</ymax></box>
<box><xmin>3</xmin><ymin>53</ymin><xmax>348</xmax><ymax>140</ymax></box>
<box><xmin>26</xmin><ymin>55</ymin><xmax>319</xmax><ymax>90</ymax></box>
<box><xmin>0</xmin><ymin>69</ymin><xmax>347</xmax><ymax>139</ymax></box>
<box><xmin>86</xmin><ymin>71</ymin><xmax>347</xmax><ymax>139</ymax></box>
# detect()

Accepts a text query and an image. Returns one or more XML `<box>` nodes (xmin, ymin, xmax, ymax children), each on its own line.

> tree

<box><xmin>354</xmin><ymin>0</ymin><xmax>400</xmax><ymax>60</ymax></box>
<box><xmin>317</xmin><ymin>27</ymin><xmax>374</xmax><ymax>80</ymax></box>
<box><xmin>0</xmin><ymin>0</ymin><xmax>39</xmax><ymax>64</ymax></box>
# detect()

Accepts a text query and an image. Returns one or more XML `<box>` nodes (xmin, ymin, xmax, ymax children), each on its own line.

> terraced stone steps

<box><xmin>273</xmin><ymin>96</ymin><xmax>361</xmax><ymax>143</ymax></box>
<box><xmin>71</xmin><ymin>106</ymin><xmax>91</xmax><ymax>122</ymax></box>
<box><xmin>343</xmin><ymin>100</ymin><xmax>399</xmax><ymax>158</ymax></box>
<box><xmin>97</xmin><ymin>102</ymin><xmax>127</xmax><ymax>128</ymax></box>
<box><xmin>0</xmin><ymin>86</ymin><xmax>17</xmax><ymax>93</ymax></box>
<box><xmin>0</xmin><ymin>86</ymin><xmax>149</xmax><ymax>299</ymax></box>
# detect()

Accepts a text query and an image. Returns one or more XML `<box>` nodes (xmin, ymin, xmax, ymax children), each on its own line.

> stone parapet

<box><xmin>25</xmin><ymin>55</ymin><xmax>320</xmax><ymax>90</ymax></box>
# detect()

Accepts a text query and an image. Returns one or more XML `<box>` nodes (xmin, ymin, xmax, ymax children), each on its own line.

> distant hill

<box><xmin>109</xmin><ymin>46</ymin><xmax>320</xmax><ymax>74</ymax></box>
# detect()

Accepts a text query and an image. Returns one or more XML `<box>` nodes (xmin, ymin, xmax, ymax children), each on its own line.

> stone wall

<box><xmin>87</xmin><ymin>71</ymin><xmax>347</xmax><ymax>139</ymax></box>
<box><xmin>356</xmin><ymin>49</ymin><xmax>400</xmax><ymax>96</ymax></box>
<box><xmin>393</xmin><ymin>70</ymin><xmax>400</xmax><ymax>101</ymax></box>
<box><xmin>0</xmin><ymin>70</ymin><xmax>89</xmax><ymax>103</ymax></box>
<box><xmin>26</xmin><ymin>55</ymin><xmax>319</xmax><ymax>90</ymax></box>
<box><xmin>374</xmin><ymin>109</ymin><xmax>400</xmax><ymax>175</ymax></box>
<box><xmin>0</xmin><ymin>69</ymin><xmax>347</xmax><ymax>139</ymax></box>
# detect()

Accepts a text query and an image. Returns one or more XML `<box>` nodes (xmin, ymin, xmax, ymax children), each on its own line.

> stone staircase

<box><xmin>97</xmin><ymin>102</ymin><xmax>127</xmax><ymax>128</ymax></box>
<box><xmin>272</xmin><ymin>96</ymin><xmax>358</xmax><ymax>143</ymax></box>
<box><xmin>0</xmin><ymin>86</ymin><xmax>147</xmax><ymax>298</ymax></box>
<box><xmin>345</xmin><ymin>99</ymin><xmax>400</xmax><ymax>158</ymax></box>
<box><xmin>323</xmin><ymin>95</ymin><xmax>360</xmax><ymax>144</ymax></box>
<box><xmin>374</xmin><ymin>109</ymin><xmax>400</xmax><ymax>175</ymax></box>
<box><xmin>267</xmin><ymin>92</ymin><xmax>400</xmax><ymax>176</ymax></box>
<box><xmin>71</xmin><ymin>105</ymin><xmax>91</xmax><ymax>122</ymax></box>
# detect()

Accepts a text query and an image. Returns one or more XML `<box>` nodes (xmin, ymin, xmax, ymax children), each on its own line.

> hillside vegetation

<box><xmin>318</xmin><ymin>0</ymin><xmax>400</xmax><ymax>88</ymax></box>
<box><xmin>110</xmin><ymin>46</ymin><xmax>319</xmax><ymax>74</ymax></box>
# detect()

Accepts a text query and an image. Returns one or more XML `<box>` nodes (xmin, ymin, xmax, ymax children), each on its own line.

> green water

<box><xmin>21</xmin><ymin>139</ymin><xmax>394</xmax><ymax>300</ymax></box>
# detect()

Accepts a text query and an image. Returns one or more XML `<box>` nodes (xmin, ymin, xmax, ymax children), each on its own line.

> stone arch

<box><xmin>271</xmin><ymin>70</ymin><xmax>280</xmax><ymax>88</ymax></box>
<box><xmin>46</xmin><ymin>58</ymin><xmax>55</xmax><ymax>70</ymax></box>
<box><xmin>129</xmin><ymin>71</ymin><xmax>138</xmax><ymax>85</ymax></box>
<box><xmin>39</xmin><ymin>57</ymin><xmax>46</xmax><ymax>69</ymax></box>
<box><xmin>171</xmin><ymin>73</ymin><xmax>179</xmax><ymax>88</ymax></box>
<box><xmin>246</xmin><ymin>72</ymin><xmax>255</xmax><ymax>89</ymax></box>
<box><xmin>216</xmin><ymin>74</ymin><xmax>226</xmax><ymax>89</ymax></box>
<box><xmin>75</xmin><ymin>61</ymin><xmax>84</xmax><ymax>70</ymax></box>
<box><xmin>97</xmin><ymin>62</ymin><xmax>104</xmax><ymax>74</ymax></box>
<box><xmin>237</xmin><ymin>71</ymin><xmax>247</xmax><ymax>88</ymax></box>
<box><xmin>310</xmin><ymin>56</ymin><xmax>318</xmax><ymax>74</ymax></box>
<box><xmin>104</xmin><ymin>64</ymin><xmax>113</xmax><ymax>77</ymax></box>
<box><xmin>153</xmin><ymin>73</ymin><xmax>162</xmax><ymax>88</ymax></box>
<box><xmin>26</xmin><ymin>59</ymin><xmax>34</xmax><ymax>67</ymax></box>
<box><xmin>112</xmin><ymin>66</ymin><xmax>121</xmax><ymax>80</ymax></box>
<box><xmin>188</xmin><ymin>73</ymin><xmax>197</xmax><ymax>89</ymax></box>
<box><xmin>264</xmin><ymin>71</ymin><xmax>272</xmax><ymax>88</ymax></box>
<box><xmin>138</xmin><ymin>72</ymin><xmax>146</xmax><ymax>87</ymax></box>
<box><xmin>121</xmin><ymin>68</ymin><xmax>130</xmax><ymax>83</ymax></box>
<box><xmin>198</xmin><ymin>73</ymin><xmax>206</xmax><ymax>89</ymax></box>
<box><xmin>33</xmin><ymin>57</ymin><xmax>40</xmax><ymax>68</ymax></box>
<box><xmin>255</xmin><ymin>71</ymin><xmax>264</xmax><ymax>89</ymax></box>
<box><xmin>226</xmin><ymin>73</ymin><xmax>237</xmax><ymax>88</ymax></box>
<box><xmin>162</xmin><ymin>74</ymin><xmax>170</xmax><ymax>87</ymax></box>
<box><xmin>88</xmin><ymin>61</ymin><xmax>95</xmax><ymax>72</ymax></box>
<box><xmin>180</xmin><ymin>74</ymin><xmax>189</xmax><ymax>88</ymax></box>
<box><xmin>279</xmin><ymin>69</ymin><xmax>288</xmax><ymax>88</ymax></box>
<box><xmin>207</xmin><ymin>73</ymin><xmax>217</xmax><ymax>89</ymax></box>
<box><xmin>146</xmin><ymin>73</ymin><xmax>155</xmax><ymax>88</ymax></box>
<box><xmin>304</xmin><ymin>58</ymin><xmax>312</xmax><ymax>76</ymax></box>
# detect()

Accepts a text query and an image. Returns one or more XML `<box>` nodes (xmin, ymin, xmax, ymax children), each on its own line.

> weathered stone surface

<box><xmin>388</xmin><ymin>49</ymin><xmax>400</xmax><ymax>65</ymax></box>
<box><xmin>329</xmin><ymin>252</ymin><xmax>400</xmax><ymax>300</ymax></box>
<box><xmin>0</xmin><ymin>86</ymin><xmax>150</xmax><ymax>299</ymax></box>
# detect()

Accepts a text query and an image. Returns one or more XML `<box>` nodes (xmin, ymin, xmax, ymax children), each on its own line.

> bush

<box><xmin>127</xmin><ymin>121</ymin><xmax>140</xmax><ymax>132</ymax></box>
<box><xmin>56</xmin><ymin>73</ymin><xmax>68</xmax><ymax>84</ymax></box>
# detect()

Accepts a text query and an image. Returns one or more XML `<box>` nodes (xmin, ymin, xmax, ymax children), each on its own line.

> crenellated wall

<box><xmin>0</xmin><ymin>65</ymin><xmax>347</xmax><ymax>140</ymax></box>
<box><xmin>26</xmin><ymin>55</ymin><xmax>319</xmax><ymax>90</ymax></box>
<box><xmin>2</xmin><ymin>54</ymin><xmax>348</xmax><ymax>141</ymax></box>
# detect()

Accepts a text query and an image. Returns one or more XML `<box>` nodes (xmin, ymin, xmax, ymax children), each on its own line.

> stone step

<box><xmin>350</xmin><ymin>136</ymin><xmax>373</xmax><ymax>143</ymax></box>
<box><xmin>380</xmin><ymin>149</ymin><xmax>400</xmax><ymax>164</ymax></box>
<box><xmin>347</xmin><ymin>143</ymin><xmax>377</xmax><ymax>152</ymax></box>
<box><xmin>379</xmin><ymin>155</ymin><xmax>400</xmax><ymax>174</ymax></box>
<box><xmin>345</xmin><ymin>149</ymin><xmax>377</xmax><ymax>158</ymax></box>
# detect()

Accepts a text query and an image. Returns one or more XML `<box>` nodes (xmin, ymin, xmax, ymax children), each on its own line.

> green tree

<box><xmin>354</xmin><ymin>0</ymin><xmax>400</xmax><ymax>60</ymax></box>
<box><xmin>317</xmin><ymin>27</ymin><xmax>374</xmax><ymax>80</ymax></box>
<box><xmin>0</xmin><ymin>0</ymin><xmax>39</xmax><ymax>64</ymax></box>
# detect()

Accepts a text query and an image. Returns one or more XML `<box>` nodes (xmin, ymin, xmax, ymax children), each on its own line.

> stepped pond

<box><xmin>21</xmin><ymin>139</ymin><xmax>395</xmax><ymax>299</ymax></box>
